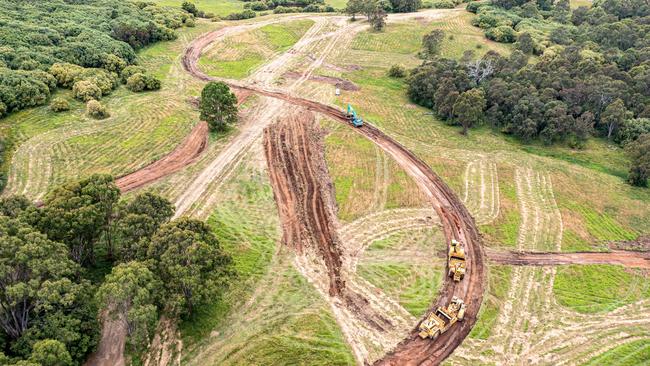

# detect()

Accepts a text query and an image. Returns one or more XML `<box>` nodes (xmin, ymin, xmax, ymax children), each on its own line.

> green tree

<box><xmin>601</xmin><ymin>98</ymin><xmax>627</xmax><ymax>139</ymax></box>
<box><xmin>346</xmin><ymin>0</ymin><xmax>364</xmax><ymax>20</ymax></box>
<box><xmin>28</xmin><ymin>339</ymin><xmax>72</xmax><ymax>366</ymax></box>
<box><xmin>26</xmin><ymin>175</ymin><xmax>120</xmax><ymax>265</ymax></box>
<box><xmin>182</xmin><ymin>1</ymin><xmax>199</xmax><ymax>15</ymax></box>
<box><xmin>369</xmin><ymin>7</ymin><xmax>387</xmax><ymax>30</ymax></box>
<box><xmin>148</xmin><ymin>219</ymin><xmax>232</xmax><ymax>316</ymax></box>
<box><xmin>113</xmin><ymin>193</ymin><xmax>174</xmax><ymax>262</ymax></box>
<box><xmin>199</xmin><ymin>81</ymin><xmax>238</xmax><ymax>132</ymax></box>
<box><xmin>0</xmin><ymin>195</ymin><xmax>32</xmax><ymax>218</ymax></box>
<box><xmin>0</xmin><ymin>218</ymin><xmax>79</xmax><ymax>340</ymax></box>
<box><xmin>516</xmin><ymin>32</ymin><xmax>535</xmax><ymax>54</ymax></box>
<box><xmin>422</xmin><ymin>29</ymin><xmax>445</xmax><ymax>57</ymax></box>
<box><xmin>626</xmin><ymin>133</ymin><xmax>650</xmax><ymax>187</ymax></box>
<box><xmin>96</xmin><ymin>262</ymin><xmax>161</xmax><ymax>350</ymax></box>
<box><xmin>453</xmin><ymin>88</ymin><xmax>486</xmax><ymax>135</ymax></box>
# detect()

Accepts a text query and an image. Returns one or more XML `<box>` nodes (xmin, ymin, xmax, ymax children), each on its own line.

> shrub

<box><xmin>485</xmin><ymin>25</ymin><xmax>517</xmax><ymax>43</ymax></box>
<box><xmin>102</xmin><ymin>54</ymin><xmax>127</xmax><ymax>73</ymax></box>
<box><xmin>225</xmin><ymin>10</ymin><xmax>256</xmax><ymax>20</ymax></box>
<box><xmin>466</xmin><ymin>1</ymin><xmax>485</xmax><ymax>13</ymax></box>
<box><xmin>86</xmin><ymin>100</ymin><xmax>109</xmax><ymax>119</ymax></box>
<box><xmin>126</xmin><ymin>73</ymin><xmax>161</xmax><ymax>92</ymax></box>
<box><xmin>0</xmin><ymin>101</ymin><xmax>6</xmax><ymax>117</ymax></box>
<box><xmin>73</xmin><ymin>80</ymin><xmax>102</xmax><ymax>102</ymax></box>
<box><xmin>388</xmin><ymin>64</ymin><xmax>407</xmax><ymax>78</ymax></box>
<box><xmin>50</xmin><ymin>97</ymin><xmax>71</xmax><ymax>112</ymax></box>
<box><xmin>120</xmin><ymin>65</ymin><xmax>147</xmax><ymax>83</ymax></box>
<box><xmin>430</xmin><ymin>0</ymin><xmax>458</xmax><ymax>8</ymax></box>
<box><xmin>49</xmin><ymin>63</ymin><xmax>84</xmax><ymax>88</ymax></box>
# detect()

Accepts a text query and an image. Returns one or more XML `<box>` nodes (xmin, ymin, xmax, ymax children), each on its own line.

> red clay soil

<box><xmin>486</xmin><ymin>248</ymin><xmax>650</xmax><ymax>269</ymax></box>
<box><xmin>115</xmin><ymin>121</ymin><xmax>209</xmax><ymax>192</ymax></box>
<box><xmin>263</xmin><ymin>111</ymin><xmax>345</xmax><ymax>296</ymax></box>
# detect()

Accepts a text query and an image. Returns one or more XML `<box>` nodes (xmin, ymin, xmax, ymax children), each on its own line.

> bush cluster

<box><xmin>0</xmin><ymin>0</ymin><xmax>191</xmax><ymax>118</ymax></box>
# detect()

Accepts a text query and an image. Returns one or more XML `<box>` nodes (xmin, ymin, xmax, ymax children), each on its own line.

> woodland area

<box><xmin>0</xmin><ymin>176</ymin><xmax>232</xmax><ymax>365</ymax></box>
<box><xmin>406</xmin><ymin>0</ymin><xmax>650</xmax><ymax>185</ymax></box>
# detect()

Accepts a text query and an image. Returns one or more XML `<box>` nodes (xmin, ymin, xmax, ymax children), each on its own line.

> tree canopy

<box><xmin>200</xmin><ymin>81</ymin><xmax>239</xmax><ymax>132</ymax></box>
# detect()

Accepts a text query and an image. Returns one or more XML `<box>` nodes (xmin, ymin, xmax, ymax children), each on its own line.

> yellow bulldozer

<box><xmin>418</xmin><ymin>297</ymin><xmax>466</xmax><ymax>340</ymax></box>
<box><xmin>448</xmin><ymin>239</ymin><xmax>466</xmax><ymax>282</ymax></box>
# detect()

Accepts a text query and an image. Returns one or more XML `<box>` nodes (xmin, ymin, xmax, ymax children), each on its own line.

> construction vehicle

<box><xmin>418</xmin><ymin>297</ymin><xmax>466</xmax><ymax>340</ymax></box>
<box><xmin>346</xmin><ymin>104</ymin><xmax>363</xmax><ymax>127</ymax></box>
<box><xmin>448</xmin><ymin>239</ymin><xmax>466</xmax><ymax>282</ymax></box>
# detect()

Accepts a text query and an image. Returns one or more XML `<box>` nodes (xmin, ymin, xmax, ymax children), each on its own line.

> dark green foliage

<box><xmin>0</xmin><ymin>218</ymin><xmax>79</xmax><ymax>340</ymax></box>
<box><xmin>148</xmin><ymin>219</ymin><xmax>233</xmax><ymax>316</ymax></box>
<box><xmin>225</xmin><ymin>9</ymin><xmax>257</xmax><ymax>19</ymax></box>
<box><xmin>200</xmin><ymin>81</ymin><xmax>238</xmax><ymax>132</ymax></box>
<box><xmin>126</xmin><ymin>73</ymin><xmax>161</xmax><ymax>92</ymax></box>
<box><xmin>0</xmin><ymin>0</ymin><xmax>191</xmax><ymax>117</ymax></box>
<box><xmin>24</xmin><ymin>174</ymin><xmax>120</xmax><ymax>265</ymax></box>
<box><xmin>626</xmin><ymin>134</ymin><xmax>650</xmax><ymax>187</ymax></box>
<box><xmin>182</xmin><ymin>1</ymin><xmax>199</xmax><ymax>15</ymax></box>
<box><xmin>28</xmin><ymin>339</ymin><xmax>73</xmax><ymax>366</ymax></box>
<box><xmin>96</xmin><ymin>261</ymin><xmax>161</xmax><ymax>351</ymax></box>
<box><xmin>485</xmin><ymin>25</ymin><xmax>517</xmax><ymax>42</ymax></box>
<box><xmin>422</xmin><ymin>29</ymin><xmax>445</xmax><ymax>57</ymax></box>
<box><xmin>113</xmin><ymin>192</ymin><xmax>175</xmax><ymax>262</ymax></box>
<box><xmin>388</xmin><ymin>64</ymin><xmax>407</xmax><ymax>78</ymax></box>
<box><xmin>389</xmin><ymin>0</ymin><xmax>422</xmax><ymax>12</ymax></box>
<box><xmin>515</xmin><ymin>32</ymin><xmax>535</xmax><ymax>54</ymax></box>
<box><xmin>453</xmin><ymin>88</ymin><xmax>486</xmax><ymax>134</ymax></box>
<box><xmin>617</xmin><ymin>118</ymin><xmax>650</xmax><ymax>145</ymax></box>
<box><xmin>0</xmin><ymin>195</ymin><xmax>32</xmax><ymax>218</ymax></box>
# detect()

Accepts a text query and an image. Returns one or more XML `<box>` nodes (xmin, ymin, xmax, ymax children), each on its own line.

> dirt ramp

<box><xmin>264</xmin><ymin>111</ymin><xmax>345</xmax><ymax>296</ymax></box>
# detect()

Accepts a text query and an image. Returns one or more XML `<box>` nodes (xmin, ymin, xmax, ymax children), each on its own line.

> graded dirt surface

<box><xmin>84</xmin><ymin>311</ymin><xmax>127</xmax><ymax>366</ymax></box>
<box><xmin>486</xmin><ymin>248</ymin><xmax>650</xmax><ymax>269</ymax></box>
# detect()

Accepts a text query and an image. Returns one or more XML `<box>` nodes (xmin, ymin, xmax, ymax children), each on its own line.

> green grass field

<box><xmin>198</xmin><ymin>19</ymin><xmax>314</xmax><ymax>79</ymax></box>
<box><xmin>469</xmin><ymin>266</ymin><xmax>512</xmax><ymax>339</ymax></box>
<box><xmin>582</xmin><ymin>339</ymin><xmax>650</xmax><ymax>366</ymax></box>
<box><xmin>554</xmin><ymin>265</ymin><xmax>650</xmax><ymax>313</ymax></box>
<box><xmin>151</xmin><ymin>0</ymin><xmax>246</xmax><ymax>16</ymax></box>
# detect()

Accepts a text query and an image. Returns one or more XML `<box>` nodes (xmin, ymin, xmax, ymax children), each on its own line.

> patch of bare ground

<box><xmin>282</xmin><ymin>71</ymin><xmax>359</xmax><ymax>90</ymax></box>
<box><xmin>143</xmin><ymin>316</ymin><xmax>181</xmax><ymax>366</ymax></box>
<box><xmin>84</xmin><ymin>311</ymin><xmax>127</xmax><ymax>366</ymax></box>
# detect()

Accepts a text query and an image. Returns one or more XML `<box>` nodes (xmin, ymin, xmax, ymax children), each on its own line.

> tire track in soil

<box><xmin>264</xmin><ymin>111</ymin><xmax>415</xmax><ymax>364</ymax></box>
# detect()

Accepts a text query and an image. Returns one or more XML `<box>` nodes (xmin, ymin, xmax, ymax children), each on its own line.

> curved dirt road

<box><xmin>182</xmin><ymin>14</ymin><xmax>486</xmax><ymax>365</ymax></box>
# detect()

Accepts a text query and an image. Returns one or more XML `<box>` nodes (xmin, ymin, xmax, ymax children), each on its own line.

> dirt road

<box><xmin>486</xmin><ymin>248</ymin><xmax>650</xmax><ymax>269</ymax></box>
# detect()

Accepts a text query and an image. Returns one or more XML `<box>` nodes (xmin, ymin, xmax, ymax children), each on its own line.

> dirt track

<box><xmin>263</xmin><ymin>111</ymin><xmax>345</xmax><ymax>296</ymax></box>
<box><xmin>486</xmin><ymin>248</ymin><xmax>650</xmax><ymax>269</ymax></box>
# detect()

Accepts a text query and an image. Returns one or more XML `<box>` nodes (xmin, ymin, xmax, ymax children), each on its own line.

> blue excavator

<box><xmin>346</xmin><ymin>104</ymin><xmax>363</xmax><ymax>127</ymax></box>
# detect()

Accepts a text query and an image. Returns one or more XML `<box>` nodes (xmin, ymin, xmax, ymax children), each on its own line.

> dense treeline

<box><xmin>0</xmin><ymin>0</ymin><xmax>193</xmax><ymax>118</ymax></box>
<box><xmin>0</xmin><ymin>176</ymin><xmax>232</xmax><ymax>365</ymax></box>
<box><xmin>407</xmin><ymin>0</ymin><xmax>650</xmax><ymax>186</ymax></box>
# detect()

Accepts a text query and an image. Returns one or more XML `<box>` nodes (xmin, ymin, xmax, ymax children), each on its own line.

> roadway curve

<box><xmin>181</xmin><ymin>16</ymin><xmax>486</xmax><ymax>365</ymax></box>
